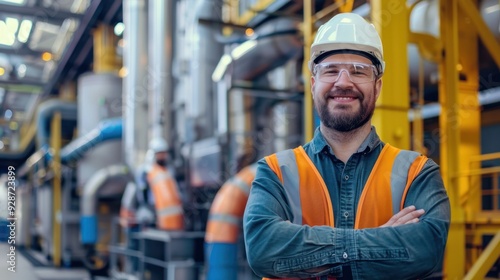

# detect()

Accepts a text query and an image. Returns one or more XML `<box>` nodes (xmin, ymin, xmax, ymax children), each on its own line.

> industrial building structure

<box><xmin>0</xmin><ymin>0</ymin><xmax>499</xmax><ymax>279</ymax></box>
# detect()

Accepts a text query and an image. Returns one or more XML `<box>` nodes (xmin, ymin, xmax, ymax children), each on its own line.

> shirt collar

<box><xmin>310</xmin><ymin>126</ymin><xmax>381</xmax><ymax>155</ymax></box>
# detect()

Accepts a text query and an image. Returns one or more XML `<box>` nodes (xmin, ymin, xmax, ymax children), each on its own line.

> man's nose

<box><xmin>335</xmin><ymin>69</ymin><xmax>353</xmax><ymax>86</ymax></box>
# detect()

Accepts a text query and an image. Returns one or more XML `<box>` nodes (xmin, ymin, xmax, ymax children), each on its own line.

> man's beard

<box><xmin>316</xmin><ymin>88</ymin><xmax>375</xmax><ymax>132</ymax></box>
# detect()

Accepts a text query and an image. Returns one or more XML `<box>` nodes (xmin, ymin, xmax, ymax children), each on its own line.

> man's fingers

<box><xmin>405</xmin><ymin>217</ymin><xmax>419</xmax><ymax>224</ymax></box>
<box><xmin>381</xmin><ymin>206</ymin><xmax>425</xmax><ymax>227</ymax></box>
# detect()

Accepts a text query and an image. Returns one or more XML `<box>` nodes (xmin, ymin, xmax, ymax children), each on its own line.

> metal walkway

<box><xmin>0</xmin><ymin>242</ymin><xmax>92</xmax><ymax>280</ymax></box>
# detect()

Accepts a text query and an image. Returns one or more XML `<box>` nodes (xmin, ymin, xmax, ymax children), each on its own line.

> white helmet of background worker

<box><xmin>149</xmin><ymin>137</ymin><xmax>169</xmax><ymax>154</ymax></box>
<box><xmin>308</xmin><ymin>13</ymin><xmax>385</xmax><ymax>76</ymax></box>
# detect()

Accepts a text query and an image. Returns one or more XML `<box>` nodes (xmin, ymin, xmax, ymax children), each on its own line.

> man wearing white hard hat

<box><xmin>244</xmin><ymin>13</ymin><xmax>450</xmax><ymax>279</ymax></box>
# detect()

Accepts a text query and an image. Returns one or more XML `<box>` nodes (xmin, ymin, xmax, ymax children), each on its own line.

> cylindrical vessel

<box><xmin>77</xmin><ymin>72</ymin><xmax>123</xmax><ymax>188</ymax></box>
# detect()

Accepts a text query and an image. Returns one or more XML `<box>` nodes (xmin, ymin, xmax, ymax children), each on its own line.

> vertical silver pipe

<box><xmin>123</xmin><ymin>0</ymin><xmax>149</xmax><ymax>169</ymax></box>
<box><xmin>148</xmin><ymin>0</ymin><xmax>174</xmax><ymax>142</ymax></box>
<box><xmin>188</xmin><ymin>0</ymin><xmax>224</xmax><ymax>137</ymax></box>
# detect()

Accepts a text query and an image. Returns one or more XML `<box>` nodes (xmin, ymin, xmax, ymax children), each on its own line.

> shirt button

<box><xmin>344</xmin><ymin>175</ymin><xmax>349</xmax><ymax>180</ymax></box>
<box><xmin>344</xmin><ymin>211</ymin><xmax>349</xmax><ymax>218</ymax></box>
<box><xmin>343</xmin><ymin>252</ymin><xmax>348</xmax><ymax>259</ymax></box>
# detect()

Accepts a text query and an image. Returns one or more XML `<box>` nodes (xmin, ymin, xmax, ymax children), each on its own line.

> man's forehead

<box><xmin>320</xmin><ymin>53</ymin><xmax>372</xmax><ymax>64</ymax></box>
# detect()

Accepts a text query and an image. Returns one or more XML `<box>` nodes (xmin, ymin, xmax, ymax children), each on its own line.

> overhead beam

<box><xmin>0</xmin><ymin>46</ymin><xmax>44</xmax><ymax>57</ymax></box>
<box><xmin>0</xmin><ymin>80</ymin><xmax>45</xmax><ymax>87</ymax></box>
<box><xmin>42</xmin><ymin>0</ymin><xmax>124</xmax><ymax>97</ymax></box>
<box><xmin>0</xmin><ymin>3</ymin><xmax>83</xmax><ymax>21</ymax></box>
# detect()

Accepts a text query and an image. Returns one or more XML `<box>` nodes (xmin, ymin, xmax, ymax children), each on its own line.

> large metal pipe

<box><xmin>60</xmin><ymin>118</ymin><xmax>122</xmax><ymax>163</ymax></box>
<box><xmin>213</xmin><ymin>17</ymin><xmax>302</xmax><ymax>82</ymax></box>
<box><xmin>409</xmin><ymin>86</ymin><xmax>500</xmax><ymax>120</ymax></box>
<box><xmin>148</xmin><ymin>0</ymin><xmax>175</xmax><ymax>142</ymax></box>
<box><xmin>35</xmin><ymin>99</ymin><xmax>77</xmax><ymax>149</ymax></box>
<box><xmin>123</xmin><ymin>0</ymin><xmax>149</xmax><ymax>170</ymax></box>
<box><xmin>80</xmin><ymin>164</ymin><xmax>131</xmax><ymax>244</ymax></box>
<box><xmin>186</xmin><ymin>0</ymin><xmax>224</xmax><ymax>137</ymax></box>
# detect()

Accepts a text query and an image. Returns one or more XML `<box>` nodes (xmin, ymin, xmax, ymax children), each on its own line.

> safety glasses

<box><xmin>314</xmin><ymin>62</ymin><xmax>378</xmax><ymax>84</ymax></box>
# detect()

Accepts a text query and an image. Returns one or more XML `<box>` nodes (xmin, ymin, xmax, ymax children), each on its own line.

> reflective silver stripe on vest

<box><xmin>158</xmin><ymin>205</ymin><xmax>184</xmax><ymax>216</ymax></box>
<box><xmin>229</xmin><ymin>176</ymin><xmax>251</xmax><ymax>196</ymax></box>
<box><xmin>276</xmin><ymin>150</ymin><xmax>302</xmax><ymax>225</ymax></box>
<box><xmin>208</xmin><ymin>213</ymin><xmax>241</xmax><ymax>226</ymax></box>
<box><xmin>151</xmin><ymin>170</ymin><xmax>172</xmax><ymax>185</ymax></box>
<box><xmin>229</xmin><ymin>163</ymin><xmax>257</xmax><ymax>195</ymax></box>
<box><xmin>391</xmin><ymin>150</ymin><xmax>420</xmax><ymax>214</ymax></box>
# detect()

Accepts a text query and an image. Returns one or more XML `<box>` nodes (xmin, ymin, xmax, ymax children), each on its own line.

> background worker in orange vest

<box><xmin>145</xmin><ymin>137</ymin><xmax>184</xmax><ymax>230</ymax></box>
<box><xmin>120</xmin><ymin>137</ymin><xmax>184</xmax><ymax>229</ymax></box>
<box><xmin>243</xmin><ymin>13</ymin><xmax>450</xmax><ymax>280</ymax></box>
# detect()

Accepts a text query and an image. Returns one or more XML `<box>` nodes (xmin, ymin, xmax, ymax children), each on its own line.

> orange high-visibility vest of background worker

<box><xmin>147</xmin><ymin>137</ymin><xmax>184</xmax><ymax>230</ymax></box>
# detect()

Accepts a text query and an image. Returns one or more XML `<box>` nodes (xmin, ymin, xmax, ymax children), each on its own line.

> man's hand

<box><xmin>380</xmin><ymin>205</ymin><xmax>425</xmax><ymax>227</ymax></box>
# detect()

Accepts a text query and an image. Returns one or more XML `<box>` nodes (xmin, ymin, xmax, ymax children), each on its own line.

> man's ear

<box><xmin>375</xmin><ymin>78</ymin><xmax>382</xmax><ymax>100</ymax></box>
<box><xmin>311</xmin><ymin>75</ymin><xmax>315</xmax><ymax>100</ymax></box>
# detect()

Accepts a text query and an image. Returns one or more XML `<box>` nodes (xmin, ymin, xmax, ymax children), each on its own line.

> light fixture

<box><xmin>114</xmin><ymin>22</ymin><xmax>125</xmax><ymax>36</ymax></box>
<box><xmin>42</xmin><ymin>52</ymin><xmax>52</xmax><ymax>61</ymax></box>
<box><xmin>212</xmin><ymin>54</ymin><xmax>232</xmax><ymax>82</ymax></box>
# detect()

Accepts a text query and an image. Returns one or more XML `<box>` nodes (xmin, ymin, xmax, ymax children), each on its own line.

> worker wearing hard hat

<box><xmin>243</xmin><ymin>13</ymin><xmax>450</xmax><ymax>279</ymax></box>
<box><xmin>120</xmin><ymin>137</ymin><xmax>184</xmax><ymax>230</ymax></box>
<box><xmin>144</xmin><ymin>137</ymin><xmax>184</xmax><ymax>230</ymax></box>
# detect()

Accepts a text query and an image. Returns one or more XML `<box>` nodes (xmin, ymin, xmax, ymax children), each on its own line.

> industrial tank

<box><xmin>77</xmin><ymin>72</ymin><xmax>123</xmax><ymax>188</ymax></box>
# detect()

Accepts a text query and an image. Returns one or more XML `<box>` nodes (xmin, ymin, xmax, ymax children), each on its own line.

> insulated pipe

<box><xmin>186</xmin><ymin>0</ymin><xmax>224</xmax><ymax>136</ymax></box>
<box><xmin>148</xmin><ymin>0</ymin><xmax>174</xmax><ymax>141</ymax></box>
<box><xmin>60</xmin><ymin>118</ymin><xmax>122</xmax><ymax>163</ymax></box>
<box><xmin>408</xmin><ymin>86</ymin><xmax>500</xmax><ymax>120</ymax></box>
<box><xmin>205</xmin><ymin>163</ymin><xmax>258</xmax><ymax>280</ymax></box>
<box><xmin>35</xmin><ymin>99</ymin><xmax>77</xmax><ymax>149</ymax></box>
<box><xmin>214</xmin><ymin>18</ymin><xmax>302</xmax><ymax>82</ymax></box>
<box><xmin>123</xmin><ymin>0</ymin><xmax>149</xmax><ymax>170</ymax></box>
<box><xmin>80</xmin><ymin>164</ymin><xmax>131</xmax><ymax>244</ymax></box>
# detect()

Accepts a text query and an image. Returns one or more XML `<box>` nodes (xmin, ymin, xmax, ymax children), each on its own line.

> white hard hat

<box><xmin>309</xmin><ymin>13</ymin><xmax>385</xmax><ymax>75</ymax></box>
<box><xmin>149</xmin><ymin>137</ymin><xmax>169</xmax><ymax>153</ymax></box>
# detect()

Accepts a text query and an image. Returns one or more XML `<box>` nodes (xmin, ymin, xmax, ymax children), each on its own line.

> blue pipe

<box><xmin>205</xmin><ymin>242</ymin><xmax>239</xmax><ymax>280</ymax></box>
<box><xmin>36</xmin><ymin>99</ymin><xmax>77</xmax><ymax>149</ymax></box>
<box><xmin>80</xmin><ymin>216</ymin><xmax>98</xmax><ymax>244</ymax></box>
<box><xmin>60</xmin><ymin>118</ymin><xmax>122</xmax><ymax>163</ymax></box>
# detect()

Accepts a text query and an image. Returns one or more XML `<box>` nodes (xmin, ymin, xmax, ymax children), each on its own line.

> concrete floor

<box><xmin>0</xmin><ymin>242</ymin><xmax>92</xmax><ymax>280</ymax></box>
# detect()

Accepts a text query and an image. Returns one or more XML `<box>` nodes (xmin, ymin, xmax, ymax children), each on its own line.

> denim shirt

<box><xmin>243</xmin><ymin>127</ymin><xmax>450</xmax><ymax>280</ymax></box>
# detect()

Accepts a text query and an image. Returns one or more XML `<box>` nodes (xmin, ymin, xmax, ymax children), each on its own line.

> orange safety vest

<box><xmin>147</xmin><ymin>164</ymin><xmax>185</xmax><ymax>230</ymax></box>
<box><xmin>262</xmin><ymin>144</ymin><xmax>427</xmax><ymax>279</ymax></box>
<box><xmin>205</xmin><ymin>163</ymin><xmax>258</xmax><ymax>243</ymax></box>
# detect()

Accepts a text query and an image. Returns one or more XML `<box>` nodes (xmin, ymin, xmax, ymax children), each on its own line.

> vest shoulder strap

<box><xmin>265</xmin><ymin>147</ymin><xmax>334</xmax><ymax>226</ymax></box>
<box><xmin>355</xmin><ymin>144</ymin><xmax>428</xmax><ymax>228</ymax></box>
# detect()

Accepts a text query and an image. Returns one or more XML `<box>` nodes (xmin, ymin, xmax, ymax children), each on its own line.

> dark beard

<box><xmin>317</xmin><ymin>88</ymin><xmax>375</xmax><ymax>132</ymax></box>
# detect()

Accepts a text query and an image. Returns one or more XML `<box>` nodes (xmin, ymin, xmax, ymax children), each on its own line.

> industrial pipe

<box><xmin>80</xmin><ymin>164</ymin><xmax>131</xmax><ymax>244</ymax></box>
<box><xmin>60</xmin><ymin>118</ymin><xmax>122</xmax><ymax>163</ymax></box>
<box><xmin>205</xmin><ymin>163</ymin><xmax>257</xmax><ymax>280</ymax></box>
<box><xmin>35</xmin><ymin>99</ymin><xmax>77</xmax><ymax>149</ymax></box>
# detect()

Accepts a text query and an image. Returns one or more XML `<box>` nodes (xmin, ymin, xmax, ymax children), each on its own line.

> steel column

<box><xmin>51</xmin><ymin>112</ymin><xmax>62</xmax><ymax>267</ymax></box>
<box><xmin>371</xmin><ymin>0</ymin><xmax>410</xmax><ymax>149</ymax></box>
<box><xmin>303</xmin><ymin>0</ymin><xmax>314</xmax><ymax>142</ymax></box>
<box><xmin>93</xmin><ymin>24</ymin><xmax>118</xmax><ymax>73</ymax></box>
<box><xmin>456</xmin><ymin>1</ymin><xmax>481</xmax><ymax>271</ymax></box>
<box><xmin>439</xmin><ymin>0</ymin><xmax>465</xmax><ymax>278</ymax></box>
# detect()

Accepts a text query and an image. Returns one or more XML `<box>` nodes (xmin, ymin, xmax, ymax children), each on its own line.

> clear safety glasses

<box><xmin>314</xmin><ymin>62</ymin><xmax>378</xmax><ymax>84</ymax></box>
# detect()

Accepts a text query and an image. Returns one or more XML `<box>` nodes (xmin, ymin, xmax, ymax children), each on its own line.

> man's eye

<box><xmin>353</xmin><ymin>70</ymin><xmax>369</xmax><ymax>76</ymax></box>
<box><xmin>324</xmin><ymin>69</ymin><xmax>339</xmax><ymax>74</ymax></box>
